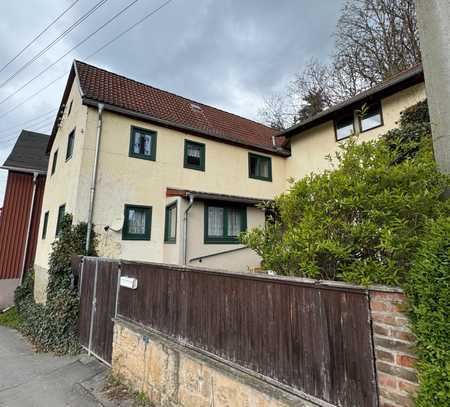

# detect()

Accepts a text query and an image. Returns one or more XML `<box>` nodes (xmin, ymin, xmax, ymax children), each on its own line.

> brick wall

<box><xmin>370</xmin><ymin>289</ymin><xmax>418</xmax><ymax>407</ymax></box>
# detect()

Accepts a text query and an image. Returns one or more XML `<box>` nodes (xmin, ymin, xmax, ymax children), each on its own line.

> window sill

<box><xmin>184</xmin><ymin>165</ymin><xmax>205</xmax><ymax>172</ymax></box>
<box><xmin>249</xmin><ymin>175</ymin><xmax>272</xmax><ymax>182</ymax></box>
<box><xmin>122</xmin><ymin>236</ymin><xmax>151</xmax><ymax>241</ymax></box>
<box><xmin>129</xmin><ymin>153</ymin><xmax>156</xmax><ymax>162</ymax></box>
<box><xmin>204</xmin><ymin>239</ymin><xmax>241</xmax><ymax>245</ymax></box>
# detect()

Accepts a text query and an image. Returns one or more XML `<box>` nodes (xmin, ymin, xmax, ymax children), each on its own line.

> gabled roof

<box><xmin>2</xmin><ymin>130</ymin><xmax>50</xmax><ymax>173</ymax></box>
<box><xmin>50</xmin><ymin>60</ymin><xmax>288</xmax><ymax>156</ymax></box>
<box><xmin>278</xmin><ymin>64</ymin><xmax>424</xmax><ymax>139</ymax></box>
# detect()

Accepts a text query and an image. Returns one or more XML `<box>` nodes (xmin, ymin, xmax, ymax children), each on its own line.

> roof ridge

<box><xmin>74</xmin><ymin>60</ymin><xmax>275</xmax><ymax>132</ymax></box>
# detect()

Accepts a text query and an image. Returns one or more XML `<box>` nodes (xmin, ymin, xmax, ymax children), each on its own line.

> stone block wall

<box><xmin>112</xmin><ymin>319</ymin><xmax>317</xmax><ymax>407</ymax></box>
<box><xmin>369</xmin><ymin>289</ymin><xmax>418</xmax><ymax>407</ymax></box>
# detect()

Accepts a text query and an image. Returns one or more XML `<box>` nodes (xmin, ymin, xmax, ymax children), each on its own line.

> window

<box><xmin>184</xmin><ymin>140</ymin><xmax>205</xmax><ymax>171</ymax></box>
<box><xmin>67</xmin><ymin>100</ymin><xmax>73</xmax><ymax>117</ymax></box>
<box><xmin>51</xmin><ymin>150</ymin><xmax>58</xmax><ymax>175</ymax></box>
<box><xmin>129</xmin><ymin>127</ymin><xmax>157</xmax><ymax>161</ymax></box>
<box><xmin>248</xmin><ymin>153</ymin><xmax>272</xmax><ymax>181</ymax></box>
<box><xmin>56</xmin><ymin>204</ymin><xmax>65</xmax><ymax>236</ymax></box>
<box><xmin>66</xmin><ymin>129</ymin><xmax>75</xmax><ymax>160</ymax></box>
<box><xmin>204</xmin><ymin>203</ymin><xmax>247</xmax><ymax>243</ymax></box>
<box><xmin>164</xmin><ymin>202</ymin><xmax>177</xmax><ymax>243</ymax></box>
<box><xmin>42</xmin><ymin>211</ymin><xmax>49</xmax><ymax>239</ymax></box>
<box><xmin>123</xmin><ymin>205</ymin><xmax>152</xmax><ymax>240</ymax></box>
<box><xmin>335</xmin><ymin>114</ymin><xmax>355</xmax><ymax>141</ymax></box>
<box><xmin>359</xmin><ymin>102</ymin><xmax>383</xmax><ymax>132</ymax></box>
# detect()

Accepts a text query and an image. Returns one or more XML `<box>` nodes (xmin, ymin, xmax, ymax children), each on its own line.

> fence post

<box><xmin>88</xmin><ymin>257</ymin><xmax>99</xmax><ymax>356</ymax></box>
<box><xmin>114</xmin><ymin>261</ymin><xmax>121</xmax><ymax>319</ymax></box>
<box><xmin>78</xmin><ymin>257</ymin><xmax>85</xmax><ymax>296</ymax></box>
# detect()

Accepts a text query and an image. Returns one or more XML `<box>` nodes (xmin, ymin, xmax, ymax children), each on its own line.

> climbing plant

<box><xmin>15</xmin><ymin>214</ymin><xmax>97</xmax><ymax>354</ymax></box>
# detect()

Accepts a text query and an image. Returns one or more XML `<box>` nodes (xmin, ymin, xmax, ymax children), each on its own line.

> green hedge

<box><xmin>241</xmin><ymin>100</ymin><xmax>450</xmax><ymax>286</ymax></box>
<box><xmin>405</xmin><ymin>217</ymin><xmax>450</xmax><ymax>406</ymax></box>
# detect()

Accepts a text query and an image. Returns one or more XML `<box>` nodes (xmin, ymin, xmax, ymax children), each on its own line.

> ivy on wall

<box><xmin>15</xmin><ymin>214</ymin><xmax>97</xmax><ymax>354</ymax></box>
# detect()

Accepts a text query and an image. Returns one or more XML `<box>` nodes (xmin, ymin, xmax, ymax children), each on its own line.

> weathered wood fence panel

<box><xmin>117</xmin><ymin>261</ymin><xmax>378</xmax><ymax>407</ymax></box>
<box><xmin>77</xmin><ymin>257</ymin><xmax>119</xmax><ymax>365</ymax></box>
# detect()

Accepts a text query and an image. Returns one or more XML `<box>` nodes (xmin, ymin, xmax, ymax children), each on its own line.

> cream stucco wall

<box><xmin>285</xmin><ymin>83</ymin><xmax>427</xmax><ymax>183</ymax></box>
<box><xmin>86</xmin><ymin>109</ymin><xmax>286</xmax><ymax>266</ymax></box>
<box><xmin>34</xmin><ymin>79</ymin><xmax>89</xmax><ymax>301</ymax></box>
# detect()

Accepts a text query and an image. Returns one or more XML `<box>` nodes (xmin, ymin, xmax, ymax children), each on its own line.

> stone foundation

<box><xmin>0</xmin><ymin>278</ymin><xmax>19</xmax><ymax>310</ymax></box>
<box><xmin>33</xmin><ymin>264</ymin><xmax>48</xmax><ymax>304</ymax></box>
<box><xmin>369</xmin><ymin>288</ymin><xmax>418</xmax><ymax>407</ymax></box>
<box><xmin>112</xmin><ymin>319</ymin><xmax>318</xmax><ymax>407</ymax></box>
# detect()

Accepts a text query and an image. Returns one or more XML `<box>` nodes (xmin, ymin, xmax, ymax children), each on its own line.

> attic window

<box><xmin>68</xmin><ymin>100</ymin><xmax>73</xmax><ymax>117</ymax></box>
<box><xmin>190</xmin><ymin>103</ymin><xmax>202</xmax><ymax>112</ymax></box>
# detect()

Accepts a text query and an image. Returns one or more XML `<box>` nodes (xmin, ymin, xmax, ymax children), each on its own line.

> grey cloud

<box><xmin>0</xmin><ymin>0</ymin><xmax>344</xmax><ymax>203</ymax></box>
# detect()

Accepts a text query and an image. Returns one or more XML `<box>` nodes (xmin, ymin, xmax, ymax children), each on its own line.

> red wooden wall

<box><xmin>0</xmin><ymin>171</ymin><xmax>46</xmax><ymax>280</ymax></box>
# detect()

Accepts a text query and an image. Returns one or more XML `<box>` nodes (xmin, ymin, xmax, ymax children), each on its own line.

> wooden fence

<box><xmin>115</xmin><ymin>260</ymin><xmax>378</xmax><ymax>407</ymax></box>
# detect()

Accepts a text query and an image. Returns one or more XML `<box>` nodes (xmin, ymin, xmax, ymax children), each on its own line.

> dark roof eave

<box><xmin>279</xmin><ymin>65</ymin><xmax>424</xmax><ymax>139</ymax></box>
<box><xmin>82</xmin><ymin>97</ymin><xmax>291</xmax><ymax>157</ymax></box>
<box><xmin>167</xmin><ymin>188</ymin><xmax>273</xmax><ymax>205</ymax></box>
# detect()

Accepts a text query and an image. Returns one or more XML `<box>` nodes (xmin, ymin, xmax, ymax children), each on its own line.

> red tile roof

<box><xmin>74</xmin><ymin>60</ymin><xmax>287</xmax><ymax>154</ymax></box>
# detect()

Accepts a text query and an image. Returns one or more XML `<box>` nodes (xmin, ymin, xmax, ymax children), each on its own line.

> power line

<box><xmin>0</xmin><ymin>119</ymin><xmax>55</xmax><ymax>145</ymax></box>
<box><xmin>0</xmin><ymin>0</ymin><xmax>110</xmax><ymax>90</ymax></box>
<box><xmin>0</xmin><ymin>0</ymin><xmax>176</xmax><ymax>124</ymax></box>
<box><xmin>0</xmin><ymin>109</ymin><xmax>57</xmax><ymax>135</ymax></box>
<box><xmin>0</xmin><ymin>0</ymin><xmax>141</xmax><ymax>106</ymax></box>
<box><xmin>0</xmin><ymin>0</ymin><xmax>81</xmax><ymax>75</ymax></box>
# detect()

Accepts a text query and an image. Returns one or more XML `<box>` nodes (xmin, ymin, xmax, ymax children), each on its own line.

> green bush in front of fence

<box><xmin>15</xmin><ymin>214</ymin><xmax>97</xmax><ymax>354</ymax></box>
<box><xmin>241</xmin><ymin>100</ymin><xmax>450</xmax><ymax>286</ymax></box>
<box><xmin>405</xmin><ymin>216</ymin><xmax>450</xmax><ymax>407</ymax></box>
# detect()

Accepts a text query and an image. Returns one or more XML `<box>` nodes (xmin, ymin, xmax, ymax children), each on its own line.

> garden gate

<box><xmin>74</xmin><ymin>256</ymin><xmax>119</xmax><ymax>365</ymax></box>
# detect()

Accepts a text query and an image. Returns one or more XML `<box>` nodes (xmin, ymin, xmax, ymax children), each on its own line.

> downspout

<box><xmin>182</xmin><ymin>194</ymin><xmax>194</xmax><ymax>265</ymax></box>
<box><xmin>85</xmin><ymin>103</ymin><xmax>104</xmax><ymax>254</ymax></box>
<box><xmin>20</xmin><ymin>172</ymin><xmax>38</xmax><ymax>284</ymax></box>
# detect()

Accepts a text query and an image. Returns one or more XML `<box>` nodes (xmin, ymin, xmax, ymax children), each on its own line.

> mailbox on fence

<box><xmin>120</xmin><ymin>276</ymin><xmax>138</xmax><ymax>289</ymax></box>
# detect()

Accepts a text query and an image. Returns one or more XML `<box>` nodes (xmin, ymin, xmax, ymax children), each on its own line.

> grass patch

<box><xmin>103</xmin><ymin>373</ymin><xmax>155</xmax><ymax>406</ymax></box>
<box><xmin>0</xmin><ymin>307</ymin><xmax>22</xmax><ymax>330</ymax></box>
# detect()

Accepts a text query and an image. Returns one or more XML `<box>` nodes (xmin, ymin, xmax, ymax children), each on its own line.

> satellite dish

<box><xmin>108</xmin><ymin>216</ymin><xmax>124</xmax><ymax>232</ymax></box>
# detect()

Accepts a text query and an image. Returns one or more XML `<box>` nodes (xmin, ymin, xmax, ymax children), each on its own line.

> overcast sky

<box><xmin>0</xmin><ymin>0</ymin><xmax>345</xmax><ymax>204</ymax></box>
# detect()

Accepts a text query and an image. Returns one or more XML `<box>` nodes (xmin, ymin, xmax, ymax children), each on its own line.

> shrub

<box><xmin>405</xmin><ymin>216</ymin><xmax>450</xmax><ymax>407</ymax></box>
<box><xmin>15</xmin><ymin>214</ymin><xmax>97</xmax><ymax>354</ymax></box>
<box><xmin>241</xmin><ymin>100</ymin><xmax>450</xmax><ymax>285</ymax></box>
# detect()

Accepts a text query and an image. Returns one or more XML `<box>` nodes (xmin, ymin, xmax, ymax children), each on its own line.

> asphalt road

<box><xmin>0</xmin><ymin>326</ymin><xmax>106</xmax><ymax>407</ymax></box>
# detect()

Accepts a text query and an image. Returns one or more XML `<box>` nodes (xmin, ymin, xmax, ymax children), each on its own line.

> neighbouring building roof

<box><xmin>167</xmin><ymin>188</ymin><xmax>273</xmax><ymax>205</ymax></box>
<box><xmin>278</xmin><ymin>64</ymin><xmax>424</xmax><ymax>139</ymax></box>
<box><xmin>2</xmin><ymin>130</ymin><xmax>50</xmax><ymax>173</ymax></box>
<box><xmin>49</xmin><ymin>60</ymin><xmax>288</xmax><ymax>156</ymax></box>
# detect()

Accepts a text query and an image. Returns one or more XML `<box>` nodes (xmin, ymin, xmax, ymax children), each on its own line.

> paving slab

<box><xmin>0</xmin><ymin>326</ymin><xmax>107</xmax><ymax>407</ymax></box>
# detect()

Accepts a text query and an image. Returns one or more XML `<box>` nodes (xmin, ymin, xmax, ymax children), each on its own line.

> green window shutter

<box><xmin>51</xmin><ymin>150</ymin><xmax>58</xmax><ymax>175</ymax></box>
<box><xmin>66</xmin><ymin>129</ymin><xmax>75</xmax><ymax>160</ymax></box>
<box><xmin>248</xmin><ymin>152</ymin><xmax>272</xmax><ymax>181</ymax></box>
<box><xmin>55</xmin><ymin>204</ymin><xmax>66</xmax><ymax>236</ymax></box>
<box><xmin>129</xmin><ymin>127</ymin><xmax>157</xmax><ymax>161</ymax></box>
<box><xmin>42</xmin><ymin>211</ymin><xmax>49</xmax><ymax>239</ymax></box>
<box><xmin>184</xmin><ymin>140</ymin><xmax>205</xmax><ymax>171</ymax></box>
<box><xmin>204</xmin><ymin>203</ymin><xmax>247</xmax><ymax>244</ymax></box>
<box><xmin>164</xmin><ymin>202</ymin><xmax>177</xmax><ymax>243</ymax></box>
<box><xmin>122</xmin><ymin>205</ymin><xmax>152</xmax><ymax>240</ymax></box>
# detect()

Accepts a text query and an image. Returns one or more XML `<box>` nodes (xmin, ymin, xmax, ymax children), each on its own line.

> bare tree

<box><xmin>334</xmin><ymin>0</ymin><xmax>421</xmax><ymax>87</ymax></box>
<box><xmin>259</xmin><ymin>0</ymin><xmax>421</xmax><ymax>128</ymax></box>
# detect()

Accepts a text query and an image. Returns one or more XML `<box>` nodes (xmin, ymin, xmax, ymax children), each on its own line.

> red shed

<box><xmin>0</xmin><ymin>130</ymin><xmax>49</xmax><ymax>309</ymax></box>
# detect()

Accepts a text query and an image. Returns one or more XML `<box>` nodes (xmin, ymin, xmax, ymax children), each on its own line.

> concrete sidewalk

<box><xmin>0</xmin><ymin>326</ymin><xmax>106</xmax><ymax>406</ymax></box>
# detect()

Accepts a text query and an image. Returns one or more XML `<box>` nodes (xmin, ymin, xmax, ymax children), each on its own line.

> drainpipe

<box><xmin>20</xmin><ymin>172</ymin><xmax>38</xmax><ymax>284</ymax></box>
<box><xmin>85</xmin><ymin>103</ymin><xmax>104</xmax><ymax>254</ymax></box>
<box><xmin>182</xmin><ymin>194</ymin><xmax>194</xmax><ymax>265</ymax></box>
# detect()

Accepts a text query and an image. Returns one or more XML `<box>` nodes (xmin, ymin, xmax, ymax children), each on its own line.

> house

<box><xmin>280</xmin><ymin>65</ymin><xmax>425</xmax><ymax>180</ymax></box>
<box><xmin>32</xmin><ymin>61</ymin><xmax>426</xmax><ymax>303</ymax></box>
<box><xmin>0</xmin><ymin>130</ymin><xmax>49</xmax><ymax>309</ymax></box>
